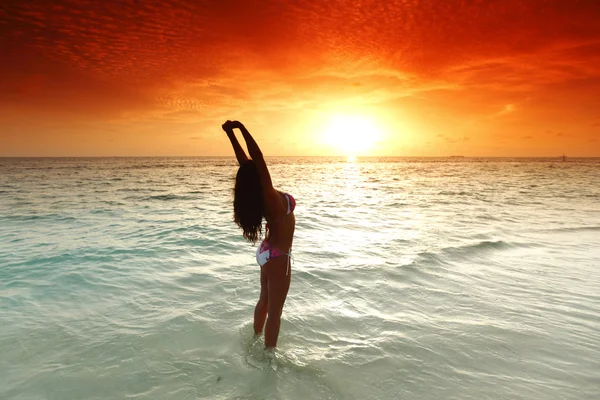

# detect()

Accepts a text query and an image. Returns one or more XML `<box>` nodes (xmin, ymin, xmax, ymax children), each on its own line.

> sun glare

<box><xmin>322</xmin><ymin>114</ymin><xmax>383</xmax><ymax>156</ymax></box>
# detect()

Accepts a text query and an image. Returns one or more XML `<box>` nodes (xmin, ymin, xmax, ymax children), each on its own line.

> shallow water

<box><xmin>1</xmin><ymin>157</ymin><xmax>599</xmax><ymax>399</ymax></box>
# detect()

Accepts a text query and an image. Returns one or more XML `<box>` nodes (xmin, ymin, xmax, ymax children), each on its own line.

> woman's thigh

<box><xmin>264</xmin><ymin>256</ymin><xmax>291</xmax><ymax>315</ymax></box>
<box><xmin>259</xmin><ymin>265</ymin><xmax>268</xmax><ymax>303</ymax></box>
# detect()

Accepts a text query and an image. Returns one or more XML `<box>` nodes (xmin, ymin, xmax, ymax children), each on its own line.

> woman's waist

<box><xmin>260</xmin><ymin>238</ymin><xmax>293</xmax><ymax>251</ymax></box>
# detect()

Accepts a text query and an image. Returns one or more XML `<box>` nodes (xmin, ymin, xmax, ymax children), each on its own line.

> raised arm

<box><xmin>231</xmin><ymin>121</ymin><xmax>274</xmax><ymax>192</ymax></box>
<box><xmin>222</xmin><ymin>121</ymin><xmax>248</xmax><ymax>165</ymax></box>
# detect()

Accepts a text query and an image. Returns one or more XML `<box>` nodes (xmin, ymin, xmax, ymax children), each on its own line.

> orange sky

<box><xmin>1</xmin><ymin>0</ymin><xmax>599</xmax><ymax>157</ymax></box>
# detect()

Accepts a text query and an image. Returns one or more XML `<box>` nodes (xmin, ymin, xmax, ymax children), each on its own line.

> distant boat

<box><xmin>562</xmin><ymin>154</ymin><xmax>567</xmax><ymax>162</ymax></box>
<box><xmin>449</xmin><ymin>155</ymin><xmax>464</xmax><ymax>158</ymax></box>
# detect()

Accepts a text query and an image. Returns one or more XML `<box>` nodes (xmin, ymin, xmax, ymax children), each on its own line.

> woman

<box><xmin>222</xmin><ymin>120</ymin><xmax>295</xmax><ymax>349</ymax></box>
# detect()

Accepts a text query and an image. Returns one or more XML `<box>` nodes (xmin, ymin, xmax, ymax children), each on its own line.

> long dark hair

<box><xmin>233</xmin><ymin>160</ymin><xmax>264</xmax><ymax>244</ymax></box>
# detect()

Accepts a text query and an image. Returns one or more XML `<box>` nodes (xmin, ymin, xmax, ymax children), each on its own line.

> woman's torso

<box><xmin>263</xmin><ymin>191</ymin><xmax>295</xmax><ymax>252</ymax></box>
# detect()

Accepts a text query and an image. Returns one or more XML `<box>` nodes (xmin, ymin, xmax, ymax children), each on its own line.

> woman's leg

<box><xmin>253</xmin><ymin>266</ymin><xmax>269</xmax><ymax>335</ymax></box>
<box><xmin>264</xmin><ymin>256</ymin><xmax>291</xmax><ymax>348</ymax></box>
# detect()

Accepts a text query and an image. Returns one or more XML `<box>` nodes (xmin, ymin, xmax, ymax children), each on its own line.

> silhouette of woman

<box><xmin>223</xmin><ymin>120</ymin><xmax>295</xmax><ymax>349</ymax></box>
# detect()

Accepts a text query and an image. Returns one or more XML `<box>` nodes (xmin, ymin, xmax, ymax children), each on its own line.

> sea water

<box><xmin>1</xmin><ymin>157</ymin><xmax>599</xmax><ymax>400</ymax></box>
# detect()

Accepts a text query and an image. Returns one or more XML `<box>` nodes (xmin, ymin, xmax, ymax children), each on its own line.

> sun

<box><xmin>322</xmin><ymin>114</ymin><xmax>383</xmax><ymax>156</ymax></box>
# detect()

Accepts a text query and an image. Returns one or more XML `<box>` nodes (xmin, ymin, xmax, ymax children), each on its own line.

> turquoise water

<box><xmin>1</xmin><ymin>157</ymin><xmax>599</xmax><ymax>400</ymax></box>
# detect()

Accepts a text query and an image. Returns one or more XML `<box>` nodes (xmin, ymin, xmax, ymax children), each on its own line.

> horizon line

<box><xmin>1</xmin><ymin>155</ymin><xmax>599</xmax><ymax>159</ymax></box>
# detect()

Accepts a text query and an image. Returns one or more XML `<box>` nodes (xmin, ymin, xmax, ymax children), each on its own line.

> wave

<box><xmin>454</xmin><ymin>240</ymin><xmax>512</xmax><ymax>251</ymax></box>
<box><xmin>441</xmin><ymin>240</ymin><xmax>517</xmax><ymax>258</ymax></box>
<box><xmin>146</xmin><ymin>194</ymin><xmax>196</xmax><ymax>201</ymax></box>
<box><xmin>120</xmin><ymin>163</ymin><xmax>188</xmax><ymax>170</ymax></box>
<box><xmin>544</xmin><ymin>226</ymin><xmax>600</xmax><ymax>233</ymax></box>
<box><xmin>116</xmin><ymin>187</ymin><xmax>163</xmax><ymax>192</ymax></box>
<box><xmin>0</xmin><ymin>214</ymin><xmax>76</xmax><ymax>222</ymax></box>
<box><xmin>386</xmin><ymin>202</ymin><xmax>408</xmax><ymax>207</ymax></box>
<box><xmin>438</xmin><ymin>191</ymin><xmax>470</xmax><ymax>196</ymax></box>
<box><xmin>410</xmin><ymin>240</ymin><xmax>526</xmax><ymax>264</ymax></box>
<box><xmin>408</xmin><ymin>251</ymin><xmax>449</xmax><ymax>268</ymax></box>
<box><xmin>101</xmin><ymin>200</ymin><xmax>127</xmax><ymax>206</ymax></box>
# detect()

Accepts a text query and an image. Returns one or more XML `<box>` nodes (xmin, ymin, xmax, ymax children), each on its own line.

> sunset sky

<box><xmin>1</xmin><ymin>0</ymin><xmax>599</xmax><ymax>157</ymax></box>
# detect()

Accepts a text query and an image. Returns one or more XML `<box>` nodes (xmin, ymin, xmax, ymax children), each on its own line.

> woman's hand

<box><xmin>222</xmin><ymin>120</ymin><xmax>234</xmax><ymax>134</ymax></box>
<box><xmin>222</xmin><ymin>120</ymin><xmax>245</xmax><ymax>134</ymax></box>
<box><xmin>229</xmin><ymin>120</ymin><xmax>244</xmax><ymax>130</ymax></box>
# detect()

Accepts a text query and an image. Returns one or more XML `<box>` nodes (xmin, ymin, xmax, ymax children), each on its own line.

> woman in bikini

<box><xmin>222</xmin><ymin>120</ymin><xmax>295</xmax><ymax>349</ymax></box>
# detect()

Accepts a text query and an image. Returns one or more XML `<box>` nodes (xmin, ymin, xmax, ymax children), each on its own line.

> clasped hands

<box><xmin>222</xmin><ymin>120</ymin><xmax>244</xmax><ymax>134</ymax></box>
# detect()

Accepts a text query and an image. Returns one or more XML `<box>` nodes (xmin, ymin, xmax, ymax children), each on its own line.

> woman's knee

<box><xmin>258</xmin><ymin>289</ymin><xmax>268</xmax><ymax>303</ymax></box>
<box><xmin>266</xmin><ymin>313</ymin><xmax>282</xmax><ymax>325</ymax></box>
<box><xmin>257</xmin><ymin>296</ymin><xmax>268</xmax><ymax>308</ymax></box>
<box><xmin>267</xmin><ymin>303</ymin><xmax>284</xmax><ymax>318</ymax></box>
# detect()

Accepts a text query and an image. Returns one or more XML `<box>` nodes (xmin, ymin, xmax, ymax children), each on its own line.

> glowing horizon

<box><xmin>1</xmin><ymin>1</ymin><xmax>599</xmax><ymax>157</ymax></box>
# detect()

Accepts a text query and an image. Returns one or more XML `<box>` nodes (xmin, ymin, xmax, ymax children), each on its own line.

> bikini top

<box><xmin>266</xmin><ymin>192</ymin><xmax>295</xmax><ymax>227</ymax></box>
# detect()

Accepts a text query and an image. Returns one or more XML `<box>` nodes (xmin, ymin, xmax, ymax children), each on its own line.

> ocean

<box><xmin>1</xmin><ymin>157</ymin><xmax>599</xmax><ymax>400</ymax></box>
